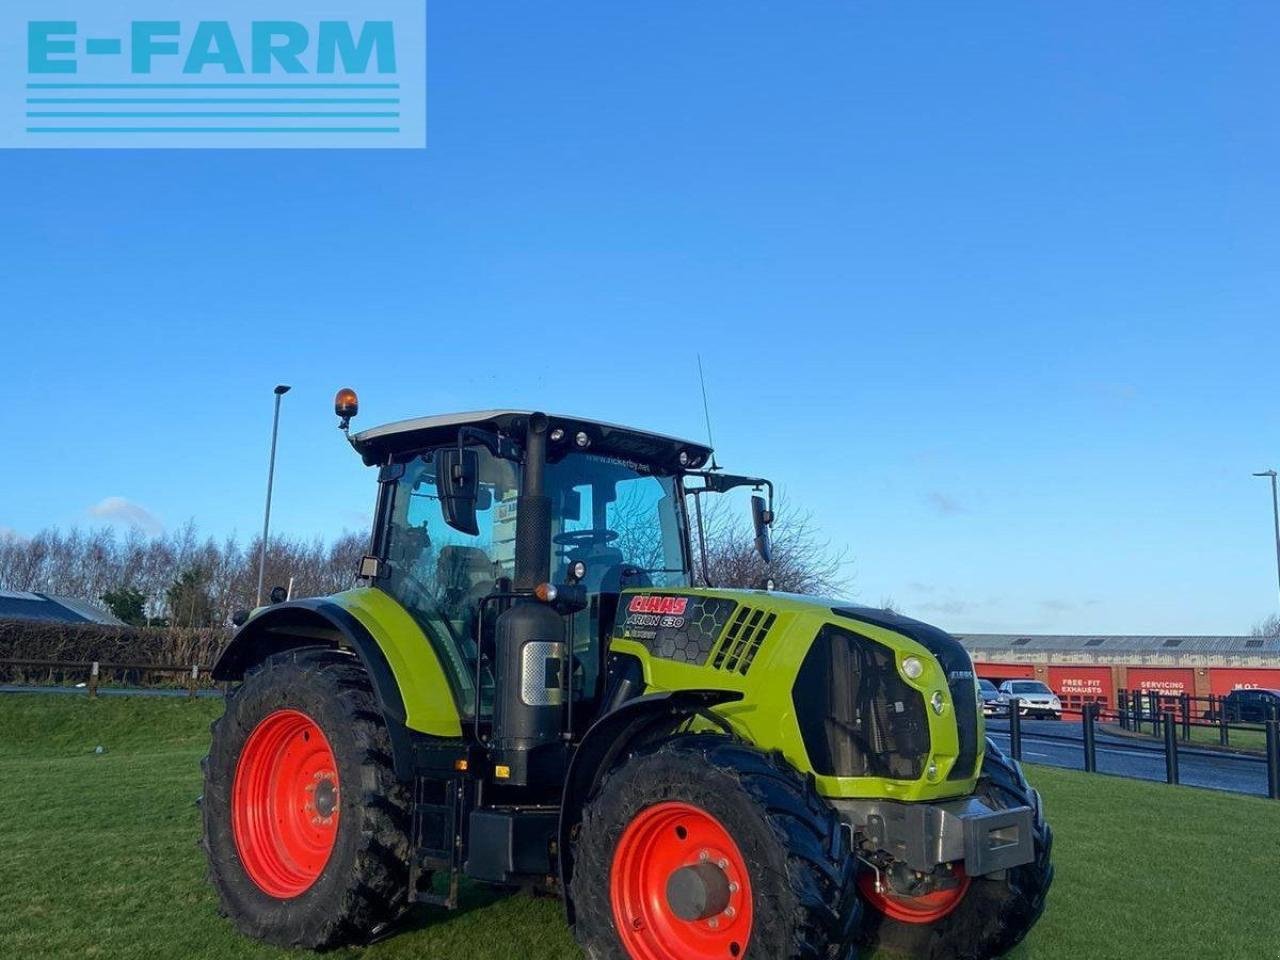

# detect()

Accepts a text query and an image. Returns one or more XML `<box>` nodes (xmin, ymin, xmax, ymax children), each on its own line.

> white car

<box><xmin>998</xmin><ymin>680</ymin><xmax>1063</xmax><ymax>719</ymax></box>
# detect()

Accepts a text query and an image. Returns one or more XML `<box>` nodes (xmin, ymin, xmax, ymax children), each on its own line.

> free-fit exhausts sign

<box><xmin>3</xmin><ymin>1</ymin><xmax>425</xmax><ymax>148</ymax></box>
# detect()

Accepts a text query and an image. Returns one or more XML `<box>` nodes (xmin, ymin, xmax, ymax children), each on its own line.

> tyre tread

<box><xmin>571</xmin><ymin>734</ymin><xmax>860</xmax><ymax>960</ymax></box>
<box><xmin>201</xmin><ymin>646</ymin><xmax>411</xmax><ymax>949</ymax></box>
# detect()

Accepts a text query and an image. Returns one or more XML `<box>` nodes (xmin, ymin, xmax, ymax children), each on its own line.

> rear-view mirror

<box><xmin>751</xmin><ymin>494</ymin><xmax>773</xmax><ymax>564</ymax></box>
<box><xmin>434</xmin><ymin>448</ymin><xmax>480</xmax><ymax>535</ymax></box>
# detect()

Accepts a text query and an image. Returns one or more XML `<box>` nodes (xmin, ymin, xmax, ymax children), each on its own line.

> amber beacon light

<box><xmin>334</xmin><ymin>387</ymin><xmax>359</xmax><ymax>430</ymax></box>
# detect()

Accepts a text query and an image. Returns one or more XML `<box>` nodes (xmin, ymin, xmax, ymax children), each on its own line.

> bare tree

<box><xmin>0</xmin><ymin>525</ymin><xmax>368</xmax><ymax>626</ymax></box>
<box><xmin>1251</xmin><ymin>613</ymin><xmax>1280</xmax><ymax>637</ymax></box>
<box><xmin>693</xmin><ymin>494</ymin><xmax>852</xmax><ymax>597</ymax></box>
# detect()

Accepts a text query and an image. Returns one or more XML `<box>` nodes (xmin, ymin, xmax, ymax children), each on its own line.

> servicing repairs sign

<box><xmin>2</xmin><ymin>1</ymin><xmax>425</xmax><ymax>148</ymax></box>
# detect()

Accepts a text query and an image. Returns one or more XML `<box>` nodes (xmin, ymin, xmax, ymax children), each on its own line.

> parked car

<box><xmin>998</xmin><ymin>680</ymin><xmax>1063</xmax><ymax>719</ymax></box>
<box><xmin>1203</xmin><ymin>689</ymin><xmax>1280</xmax><ymax>724</ymax></box>
<box><xmin>978</xmin><ymin>678</ymin><xmax>1003</xmax><ymax>716</ymax></box>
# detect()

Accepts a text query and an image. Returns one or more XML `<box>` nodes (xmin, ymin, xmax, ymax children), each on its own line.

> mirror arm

<box><xmin>685</xmin><ymin>470</ymin><xmax>771</xmax><ymax>500</ymax></box>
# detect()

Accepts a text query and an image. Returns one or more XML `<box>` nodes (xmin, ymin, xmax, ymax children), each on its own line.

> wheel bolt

<box><xmin>717</xmin><ymin>858</ymin><xmax>728</xmax><ymax>869</ymax></box>
<box><xmin>699</xmin><ymin>851</ymin><xmax>710</xmax><ymax>862</ymax></box>
<box><xmin>708</xmin><ymin>918</ymin><xmax>719</xmax><ymax>929</ymax></box>
<box><xmin>729</xmin><ymin>882</ymin><xmax>739</xmax><ymax>893</ymax></box>
<box><xmin>725</xmin><ymin>906</ymin><xmax>736</xmax><ymax>919</ymax></box>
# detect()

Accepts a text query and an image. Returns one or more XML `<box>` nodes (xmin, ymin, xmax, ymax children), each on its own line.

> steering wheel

<box><xmin>553</xmin><ymin>529</ymin><xmax>619</xmax><ymax>548</ymax></box>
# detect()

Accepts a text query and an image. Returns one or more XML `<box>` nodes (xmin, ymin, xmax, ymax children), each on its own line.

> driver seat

<box><xmin>437</xmin><ymin>547</ymin><xmax>497</xmax><ymax>656</ymax></box>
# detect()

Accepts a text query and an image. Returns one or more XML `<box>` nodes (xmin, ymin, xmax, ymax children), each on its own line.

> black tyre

<box><xmin>201</xmin><ymin>647</ymin><xmax>412</xmax><ymax>948</ymax></box>
<box><xmin>570</xmin><ymin>734</ymin><xmax>861</xmax><ymax>960</ymax></box>
<box><xmin>857</xmin><ymin>738</ymin><xmax>1054</xmax><ymax>960</ymax></box>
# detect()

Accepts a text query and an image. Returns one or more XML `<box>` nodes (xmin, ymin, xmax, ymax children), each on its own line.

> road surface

<box><xmin>986</xmin><ymin>717</ymin><xmax>1271</xmax><ymax>798</ymax></box>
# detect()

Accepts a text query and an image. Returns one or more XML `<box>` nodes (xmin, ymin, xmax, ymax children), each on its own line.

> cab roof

<box><xmin>350</xmin><ymin>409</ymin><xmax>713</xmax><ymax>472</ymax></box>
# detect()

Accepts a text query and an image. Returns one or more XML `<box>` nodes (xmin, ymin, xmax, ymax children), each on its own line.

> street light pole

<box><xmin>257</xmin><ymin>385</ymin><xmax>291</xmax><ymax>606</ymax></box>
<box><xmin>1254</xmin><ymin>470</ymin><xmax>1280</xmax><ymax>608</ymax></box>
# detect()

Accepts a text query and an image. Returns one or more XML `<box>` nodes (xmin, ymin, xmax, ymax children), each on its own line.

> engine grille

<box><xmin>792</xmin><ymin>625</ymin><xmax>930</xmax><ymax>780</ymax></box>
<box><xmin>710</xmin><ymin>605</ymin><xmax>777</xmax><ymax>674</ymax></box>
<box><xmin>832</xmin><ymin>605</ymin><xmax>982</xmax><ymax>783</ymax></box>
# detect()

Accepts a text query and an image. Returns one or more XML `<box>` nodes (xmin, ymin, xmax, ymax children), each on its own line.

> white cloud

<box><xmin>917</xmin><ymin>599</ymin><xmax>974</xmax><ymax>616</ymax></box>
<box><xmin>340</xmin><ymin>510</ymin><xmax>374</xmax><ymax>530</ymax></box>
<box><xmin>1090</xmin><ymin>381</ymin><xmax>1139</xmax><ymax>407</ymax></box>
<box><xmin>87</xmin><ymin>497</ymin><xmax>164</xmax><ymax>536</ymax></box>
<box><xmin>1038</xmin><ymin>597</ymin><xmax>1100</xmax><ymax>614</ymax></box>
<box><xmin>925</xmin><ymin>491</ymin><xmax>968</xmax><ymax>516</ymax></box>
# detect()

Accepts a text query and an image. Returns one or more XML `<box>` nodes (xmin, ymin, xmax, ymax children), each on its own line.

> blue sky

<box><xmin>2</xmin><ymin>1</ymin><xmax>1278</xmax><ymax>634</ymax></box>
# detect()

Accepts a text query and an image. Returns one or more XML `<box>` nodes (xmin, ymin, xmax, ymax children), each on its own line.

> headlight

<box><xmin>902</xmin><ymin>656</ymin><xmax>925</xmax><ymax>680</ymax></box>
<box><xmin>930</xmin><ymin>690</ymin><xmax>946</xmax><ymax>715</ymax></box>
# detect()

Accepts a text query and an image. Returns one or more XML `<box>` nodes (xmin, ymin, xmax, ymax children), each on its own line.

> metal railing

<box><xmin>1113</xmin><ymin>689</ymin><xmax>1275</xmax><ymax>748</ymax></box>
<box><xmin>0</xmin><ymin>657</ymin><xmax>217</xmax><ymax>698</ymax></box>
<box><xmin>999</xmin><ymin>694</ymin><xmax>1280</xmax><ymax>800</ymax></box>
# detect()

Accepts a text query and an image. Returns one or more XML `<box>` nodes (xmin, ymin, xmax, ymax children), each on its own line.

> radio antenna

<box><xmin>697</xmin><ymin>354</ymin><xmax>721</xmax><ymax>470</ymax></box>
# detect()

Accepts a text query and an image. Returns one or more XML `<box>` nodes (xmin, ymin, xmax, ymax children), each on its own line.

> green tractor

<box><xmin>202</xmin><ymin>393</ymin><xmax>1052</xmax><ymax>960</ymax></box>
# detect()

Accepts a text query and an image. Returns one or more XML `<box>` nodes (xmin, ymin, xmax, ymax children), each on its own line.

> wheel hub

<box><xmin>665</xmin><ymin>862</ymin><xmax>732</xmax><ymax>922</ymax></box>
<box><xmin>311</xmin><ymin>777</ymin><xmax>339</xmax><ymax>819</ymax></box>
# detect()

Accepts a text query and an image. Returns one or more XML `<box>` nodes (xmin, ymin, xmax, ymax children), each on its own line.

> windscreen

<box><xmin>1011</xmin><ymin>681</ymin><xmax>1051</xmax><ymax>694</ymax></box>
<box><xmin>545</xmin><ymin>453</ymin><xmax>689</xmax><ymax>592</ymax></box>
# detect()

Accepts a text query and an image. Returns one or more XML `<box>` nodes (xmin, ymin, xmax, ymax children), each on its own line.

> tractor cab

<box><xmin>346</xmin><ymin>408</ymin><xmax>764</xmax><ymax>738</ymax></box>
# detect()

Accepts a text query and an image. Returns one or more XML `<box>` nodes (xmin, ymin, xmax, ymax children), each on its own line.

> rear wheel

<box><xmin>857</xmin><ymin>739</ymin><xmax>1054</xmax><ymax>960</ymax></box>
<box><xmin>201</xmin><ymin>648</ymin><xmax>411</xmax><ymax>948</ymax></box>
<box><xmin>570</xmin><ymin>735</ymin><xmax>860</xmax><ymax>960</ymax></box>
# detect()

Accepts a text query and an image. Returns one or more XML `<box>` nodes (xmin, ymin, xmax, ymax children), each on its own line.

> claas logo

<box><xmin>628</xmin><ymin>595</ymin><xmax>689</xmax><ymax>616</ymax></box>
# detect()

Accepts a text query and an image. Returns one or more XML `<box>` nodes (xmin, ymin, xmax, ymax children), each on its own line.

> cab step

<box><xmin>408</xmin><ymin>775</ymin><xmax>471</xmax><ymax>910</ymax></box>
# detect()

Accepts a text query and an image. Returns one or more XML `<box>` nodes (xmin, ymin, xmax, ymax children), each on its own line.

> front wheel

<box><xmin>201</xmin><ymin>648</ymin><xmax>412</xmax><ymax>948</ymax></box>
<box><xmin>570</xmin><ymin>735</ymin><xmax>861</xmax><ymax>960</ymax></box>
<box><xmin>857</xmin><ymin>739</ymin><xmax>1054</xmax><ymax>960</ymax></box>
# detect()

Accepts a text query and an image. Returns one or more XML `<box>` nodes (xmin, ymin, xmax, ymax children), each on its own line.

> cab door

<box><xmin>379</xmin><ymin>448</ymin><xmax>522</xmax><ymax>717</ymax></box>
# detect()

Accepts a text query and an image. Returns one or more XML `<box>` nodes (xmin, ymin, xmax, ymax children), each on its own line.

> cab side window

<box><xmin>381</xmin><ymin>449</ymin><xmax>521</xmax><ymax>716</ymax></box>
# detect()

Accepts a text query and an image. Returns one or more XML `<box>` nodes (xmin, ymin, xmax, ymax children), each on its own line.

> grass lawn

<box><xmin>1102</xmin><ymin>720</ymin><xmax>1270</xmax><ymax>754</ymax></box>
<box><xmin>1</xmin><ymin>694</ymin><xmax>1276</xmax><ymax>960</ymax></box>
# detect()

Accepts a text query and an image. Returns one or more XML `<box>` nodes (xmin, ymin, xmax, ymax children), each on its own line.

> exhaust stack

<box><xmin>492</xmin><ymin>412</ymin><xmax>568</xmax><ymax>785</ymax></box>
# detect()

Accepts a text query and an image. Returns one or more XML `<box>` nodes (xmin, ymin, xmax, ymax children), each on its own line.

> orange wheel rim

<box><xmin>232</xmin><ymin>709</ymin><xmax>340</xmax><ymax>899</ymax></box>
<box><xmin>858</xmin><ymin>865</ymin><xmax>971</xmax><ymax>924</ymax></box>
<box><xmin>610</xmin><ymin>801</ymin><xmax>753</xmax><ymax>960</ymax></box>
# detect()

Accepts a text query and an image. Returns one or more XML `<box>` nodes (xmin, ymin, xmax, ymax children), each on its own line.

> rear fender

<box><xmin>557</xmin><ymin>689</ymin><xmax>743</xmax><ymax>924</ymax></box>
<box><xmin>212</xmin><ymin>598</ymin><xmax>416</xmax><ymax>775</ymax></box>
